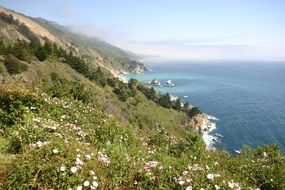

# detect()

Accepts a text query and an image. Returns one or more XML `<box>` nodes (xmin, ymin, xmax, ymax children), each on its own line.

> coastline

<box><xmin>124</xmin><ymin>67</ymin><xmax>220</xmax><ymax>149</ymax></box>
<box><xmin>201</xmin><ymin>115</ymin><xmax>219</xmax><ymax>149</ymax></box>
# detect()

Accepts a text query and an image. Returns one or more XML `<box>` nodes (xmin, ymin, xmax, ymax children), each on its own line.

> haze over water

<box><xmin>128</xmin><ymin>61</ymin><xmax>285</xmax><ymax>154</ymax></box>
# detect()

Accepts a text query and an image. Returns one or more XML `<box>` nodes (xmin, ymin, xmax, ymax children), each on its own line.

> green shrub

<box><xmin>7</xmin><ymin>136</ymin><xmax>22</xmax><ymax>154</ymax></box>
<box><xmin>70</xmin><ymin>82</ymin><xmax>91</xmax><ymax>103</ymax></box>
<box><xmin>35</xmin><ymin>46</ymin><xmax>48</xmax><ymax>61</ymax></box>
<box><xmin>158</xmin><ymin>93</ymin><xmax>172</xmax><ymax>109</ymax></box>
<box><xmin>47</xmin><ymin>82</ymin><xmax>91</xmax><ymax>103</ymax></box>
<box><xmin>188</xmin><ymin>107</ymin><xmax>202</xmax><ymax>118</ymax></box>
<box><xmin>4</xmin><ymin>56</ymin><xmax>28</xmax><ymax>74</ymax></box>
<box><xmin>0</xmin><ymin>88</ymin><xmax>42</xmax><ymax>127</ymax></box>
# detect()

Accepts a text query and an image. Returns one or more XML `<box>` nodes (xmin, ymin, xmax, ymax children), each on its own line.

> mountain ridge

<box><xmin>0</xmin><ymin>6</ymin><xmax>146</xmax><ymax>77</ymax></box>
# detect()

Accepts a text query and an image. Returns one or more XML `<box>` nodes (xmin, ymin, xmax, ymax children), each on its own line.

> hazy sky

<box><xmin>1</xmin><ymin>0</ymin><xmax>285</xmax><ymax>61</ymax></box>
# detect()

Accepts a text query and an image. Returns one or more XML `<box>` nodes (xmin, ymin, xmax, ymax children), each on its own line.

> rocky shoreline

<box><xmin>121</xmin><ymin>64</ymin><xmax>219</xmax><ymax>149</ymax></box>
<box><xmin>187</xmin><ymin>113</ymin><xmax>219</xmax><ymax>149</ymax></box>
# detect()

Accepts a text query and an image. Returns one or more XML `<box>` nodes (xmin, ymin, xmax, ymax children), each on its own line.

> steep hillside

<box><xmin>0</xmin><ymin>6</ymin><xmax>146</xmax><ymax>76</ymax></box>
<box><xmin>0</xmin><ymin>6</ymin><xmax>285</xmax><ymax>190</ymax></box>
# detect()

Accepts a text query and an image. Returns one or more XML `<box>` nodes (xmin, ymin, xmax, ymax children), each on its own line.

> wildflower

<box><xmin>85</xmin><ymin>154</ymin><xmax>92</xmax><ymax>160</ymax></box>
<box><xmin>92</xmin><ymin>181</ymin><xmax>99</xmax><ymax>187</ymax></box>
<box><xmin>186</xmin><ymin>186</ymin><xmax>192</xmax><ymax>190</ymax></box>
<box><xmin>31</xmin><ymin>141</ymin><xmax>50</xmax><ymax>148</ymax></box>
<box><xmin>30</xmin><ymin>106</ymin><xmax>36</xmax><ymax>110</ymax></box>
<box><xmin>183</xmin><ymin>171</ymin><xmax>189</xmax><ymax>175</ymax></box>
<box><xmin>228</xmin><ymin>181</ymin><xmax>234</xmax><ymax>188</ymax></box>
<box><xmin>89</xmin><ymin>170</ymin><xmax>95</xmax><ymax>176</ymax></box>
<box><xmin>76</xmin><ymin>186</ymin><xmax>82</xmax><ymax>190</ymax></box>
<box><xmin>52</xmin><ymin>148</ymin><xmax>59</xmax><ymax>154</ymax></box>
<box><xmin>75</xmin><ymin>157</ymin><xmax>84</xmax><ymax>166</ymax></box>
<box><xmin>45</xmin><ymin>125</ymin><xmax>57</xmax><ymax>131</ymax></box>
<box><xmin>60</xmin><ymin>165</ymin><xmax>66</xmax><ymax>172</ymax></box>
<box><xmin>98</xmin><ymin>152</ymin><xmax>111</xmax><ymax>166</ymax></box>
<box><xmin>83</xmin><ymin>181</ymin><xmax>90</xmax><ymax>187</ymax></box>
<box><xmin>71</xmin><ymin>166</ymin><xmax>78</xmax><ymax>173</ymax></box>
<box><xmin>207</xmin><ymin>173</ymin><xmax>214</xmax><ymax>180</ymax></box>
<box><xmin>144</xmin><ymin>161</ymin><xmax>159</xmax><ymax>171</ymax></box>
<box><xmin>215</xmin><ymin>185</ymin><xmax>220</xmax><ymax>189</ymax></box>
<box><xmin>228</xmin><ymin>180</ymin><xmax>240</xmax><ymax>189</ymax></box>
<box><xmin>179</xmin><ymin>180</ymin><xmax>185</xmax><ymax>185</ymax></box>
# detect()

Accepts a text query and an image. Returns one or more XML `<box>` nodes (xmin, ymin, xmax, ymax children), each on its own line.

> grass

<box><xmin>0</xmin><ymin>85</ymin><xmax>284</xmax><ymax>190</ymax></box>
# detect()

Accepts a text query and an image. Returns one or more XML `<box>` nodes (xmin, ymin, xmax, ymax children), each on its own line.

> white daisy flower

<box><xmin>179</xmin><ymin>180</ymin><xmax>185</xmax><ymax>185</ymax></box>
<box><xmin>85</xmin><ymin>154</ymin><xmax>92</xmax><ymax>160</ymax></box>
<box><xmin>186</xmin><ymin>186</ymin><xmax>192</xmax><ymax>190</ymax></box>
<box><xmin>52</xmin><ymin>148</ymin><xmax>59</xmax><ymax>154</ymax></box>
<box><xmin>92</xmin><ymin>181</ymin><xmax>99</xmax><ymax>187</ymax></box>
<box><xmin>215</xmin><ymin>185</ymin><xmax>220</xmax><ymax>189</ymax></box>
<box><xmin>89</xmin><ymin>170</ymin><xmax>95</xmax><ymax>176</ymax></box>
<box><xmin>83</xmin><ymin>181</ymin><xmax>90</xmax><ymax>187</ymax></box>
<box><xmin>207</xmin><ymin>173</ymin><xmax>214</xmax><ymax>180</ymax></box>
<box><xmin>71</xmin><ymin>166</ymin><xmax>78</xmax><ymax>173</ymax></box>
<box><xmin>60</xmin><ymin>165</ymin><xmax>66</xmax><ymax>172</ymax></box>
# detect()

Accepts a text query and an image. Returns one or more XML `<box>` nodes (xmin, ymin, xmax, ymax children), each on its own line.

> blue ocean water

<box><xmin>127</xmin><ymin>61</ymin><xmax>285</xmax><ymax>153</ymax></box>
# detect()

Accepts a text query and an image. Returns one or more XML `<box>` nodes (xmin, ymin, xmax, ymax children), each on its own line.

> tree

<box><xmin>128</xmin><ymin>78</ymin><xmax>138</xmax><ymax>96</ymax></box>
<box><xmin>188</xmin><ymin>107</ymin><xmax>202</xmax><ymax>118</ymax></box>
<box><xmin>43</xmin><ymin>42</ymin><xmax>52</xmax><ymax>55</ymax></box>
<box><xmin>174</xmin><ymin>98</ymin><xmax>182</xmax><ymax>111</ymax></box>
<box><xmin>35</xmin><ymin>47</ymin><xmax>48</xmax><ymax>61</ymax></box>
<box><xmin>13</xmin><ymin>40</ymin><xmax>33</xmax><ymax>63</ymax></box>
<box><xmin>158</xmin><ymin>93</ymin><xmax>172</xmax><ymax>108</ymax></box>
<box><xmin>183</xmin><ymin>102</ymin><xmax>191</xmax><ymax>112</ymax></box>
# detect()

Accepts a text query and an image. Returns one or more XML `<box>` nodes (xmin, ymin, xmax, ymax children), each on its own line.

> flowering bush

<box><xmin>0</xmin><ymin>86</ymin><xmax>284</xmax><ymax>190</ymax></box>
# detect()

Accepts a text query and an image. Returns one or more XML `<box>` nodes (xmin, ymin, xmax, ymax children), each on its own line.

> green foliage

<box><xmin>0</xmin><ymin>13</ymin><xmax>14</xmax><ymax>24</ymax></box>
<box><xmin>109</xmin><ymin>78</ymin><xmax>133</xmax><ymax>101</ymax></box>
<box><xmin>64</xmin><ymin>52</ymin><xmax>89</xmax><ymax>78</ymax></box>
<box><xmin>35</xmin><ymin>46</ymin><xmax>48</xmax><ymax>61</ymax></box>
<box><xmin>70</xmin><ymin>82</ymin><xmax>91</xmax><ymax>103</ymax></box>
<box><xmin>174</xmin><ymin>98</ymin><xmax>182</xmax><ymax>111</ymax></box>
<box><xmin>47</xmin><ymin>82</ymin><xmax>92</xmax><ymax>103</ymax></box>
<box><xmin>188</xmin><ymin>107</ymin><xmax>202</xmax><ymax>118</ymax></box>
<box><xmin>137</xmin><ymin>84</ymin><xmax>157</xmax><ymax>101</ymax></box>
<box><xmin>7</xmin><ymin>136</ymin><xmax>22</xmax><ymax>154</ymax></box>
<box><xmin>90</xmin><ymin>67</ymin><xmax>108</xmax><ymax>86</ymax></box>
<box><xmin>9</xmin><ymin>40</ymin><xmax>33</xmax><ymax>63</ymax></box>
<box><xmin>0</xmin><ymin>87</ymin><xmax>42</xmax><ymax>127</ymax></box>
<box><xmin>4</xmin><ymin>55</ymin><xmax>28</xmax><ymax>74</ymax></box>
<box><xmin>158</xmin><ymin>93</ymin><xmax>172</xmax><ymax>109</ymax></box>
<box><xmin>0</xmin><ymin>86</ymin><xmax>284</xmax><ymax>189</ymax></box>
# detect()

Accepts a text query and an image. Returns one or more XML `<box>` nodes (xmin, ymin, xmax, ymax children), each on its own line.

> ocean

<box><xmin>127</xmin><ymin>61</ymin><xmax>285</xmax><ymax>154</ymax></box>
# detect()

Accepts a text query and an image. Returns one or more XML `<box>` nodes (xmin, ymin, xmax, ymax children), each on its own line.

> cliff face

<box><xmin>187</xmin><ymin>114</ymin><xmax>209</xmax><ymax>133</ymax></box>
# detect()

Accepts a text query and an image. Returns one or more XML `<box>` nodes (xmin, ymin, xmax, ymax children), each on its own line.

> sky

<box><xmin>1</xmin><ymin>0</ymin><xmax>285</xmax><ymax>61</ymax></box>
